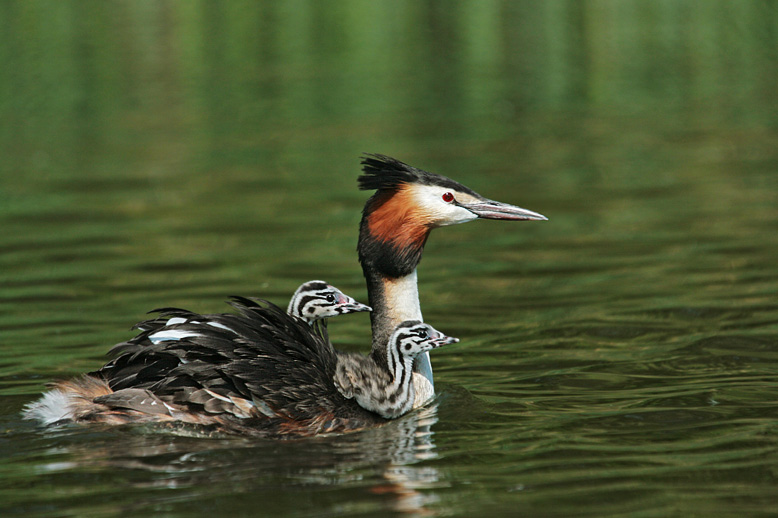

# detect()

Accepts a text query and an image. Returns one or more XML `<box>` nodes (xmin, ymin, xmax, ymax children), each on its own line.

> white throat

<box><xmin>382</xmin><ymin>269</ymin><xmax>434</xmax><ymax>407</ymax></box>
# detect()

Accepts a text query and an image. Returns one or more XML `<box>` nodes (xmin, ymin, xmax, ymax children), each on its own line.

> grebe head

<box><xmin>288</xmin><ymin>280</ymin><xmax>372</xmax><ymax>324</ymax></box>
<box><xmin>391</xmin><ymin>320</ymin><xmax>459</xmax><ymax>358</ymax></box>
<box><xmin>359</xmin><ymin>154</ymin><xmax>546</xmax><ymax>225</ymax></box>
<box><xmin>358</xmin><ymin>154</ymin><xmax>547</xmax><ymax>278</ymax></box>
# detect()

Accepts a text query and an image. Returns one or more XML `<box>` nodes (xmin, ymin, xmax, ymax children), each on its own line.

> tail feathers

<box><xmin>22</xmin><ymin>375</ymin><xmax>113</xmax><ymax>425</ymax></box>
<box><xmin>22</xmin><ymin>375</ymin><xmax>259</xmax><ymax>428</ymax></box>
<box><xmin>23</xmin><ymin>389</ymin><xmax>76</xmax><ymax>425</ymax></box>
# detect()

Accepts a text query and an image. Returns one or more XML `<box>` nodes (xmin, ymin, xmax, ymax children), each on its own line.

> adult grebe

<box><xmin>356</xmin><ymin>154</ymin><xmax>546</xmax><ymax>407</ymax></box>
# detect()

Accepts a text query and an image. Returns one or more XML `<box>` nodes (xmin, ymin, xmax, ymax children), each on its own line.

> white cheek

<box><xmin>437</xmin><ymin>205</ymin><xmax>478</xmax><ymax>226</ymax></box>
<box><xmin>413</xmin><ymin>188</ymin><xmax>478</xmax><ymax>226</ymax></box>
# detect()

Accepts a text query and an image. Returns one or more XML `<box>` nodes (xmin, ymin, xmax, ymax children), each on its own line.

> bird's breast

<box><xmin>411</xmin><ymin>371</ymin><xmax>435</xmax><ymax>408</ymax></box>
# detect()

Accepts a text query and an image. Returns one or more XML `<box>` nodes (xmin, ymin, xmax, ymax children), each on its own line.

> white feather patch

<box><xmin>22</xmin><ymin>390</ymin><xmax>75</xmax><ymax>425</ymax></box>
<box><xmin>206</xmin><ymin>321</ymin><xmax>234</xmax><ymax>333</ymax></box>
<box><xmin>149</xmin><ymin>330</ymin><xmax>202</xmax><ymax>344</ymax></box>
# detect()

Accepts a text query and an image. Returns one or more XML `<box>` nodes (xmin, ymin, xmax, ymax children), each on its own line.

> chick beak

<box><xmin>336</xmin><ymin>293</ymin><xmax>372</xmax><ymax>313</ymax></box>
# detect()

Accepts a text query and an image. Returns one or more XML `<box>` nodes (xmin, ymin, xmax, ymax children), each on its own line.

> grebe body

<box><xmin>23</xmin><ymin>281</ymin><xmax>371</xmax><ymax>433</ymax></box>
<box><xmin>24</xmin><ymin>299</ymin><xmax>453</xmax><ymax>437</ymax></box>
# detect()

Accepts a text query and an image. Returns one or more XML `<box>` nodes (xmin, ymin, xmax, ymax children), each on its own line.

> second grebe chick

<box><xmin>287</xmin><ymin>280</ymin><xmax>371</xmax><ymax>325</ymax></box>
<box><xmin>335</xmin><ymin>320</ymin><xmax>458</xmax><ymax>419</ymax></box>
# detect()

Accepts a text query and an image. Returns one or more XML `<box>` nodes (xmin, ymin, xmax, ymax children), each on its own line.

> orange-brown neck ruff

<box><xmin>366</xmin><ymin>186</ymin><xmax>432</xmax><ymax>256</ymax></box>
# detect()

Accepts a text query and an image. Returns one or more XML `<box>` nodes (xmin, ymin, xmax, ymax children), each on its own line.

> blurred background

<box><xmin>2</xmin><ymin>1</ymin><xmax>778</xmax><ymax>517</ymax></box>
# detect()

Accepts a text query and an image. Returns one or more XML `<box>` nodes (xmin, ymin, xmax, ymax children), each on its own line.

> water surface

<box><xmin>2</xmin><ymin>2</ymin><xmax>778</xmax><ymax>517</ymax></box>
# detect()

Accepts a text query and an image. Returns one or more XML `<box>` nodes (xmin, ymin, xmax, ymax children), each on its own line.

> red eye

<box><xmin>442</xmin><ymin>192</ymin><xmax>454</xmax><ymax>203</ymax></box>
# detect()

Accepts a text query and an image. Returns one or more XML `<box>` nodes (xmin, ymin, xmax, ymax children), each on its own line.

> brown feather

<box><xmin>366</xmin><ymin>186</ymin><xmax>432</xmax><ymax>250</ymax></box>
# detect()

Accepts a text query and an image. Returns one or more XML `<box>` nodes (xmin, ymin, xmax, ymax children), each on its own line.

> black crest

<box><xmin>358</xmin><ymin>153</ymin><xmax>480</xmax><ymax>196</ymax></box>
<box><xmin>358</xmin><ymin>154</ymin><xmax>423</xmax><ymax>191</ymax></box>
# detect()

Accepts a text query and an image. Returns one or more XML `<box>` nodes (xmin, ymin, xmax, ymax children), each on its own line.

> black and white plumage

<box><xmin>287</xmin><ymin>280</ymin><xmax>371</xmax><ymax>325</ymax></box>
<box><xmin>23</xmin><ymin>298</ymin><xmax>454</xmax><ymax>437</ymax></box>
<box><xmin>334</xmin><ymin>320</ymin><xmax>457</xmax><ymax>419</ymax></box>
<box><xmin>81</xmin><ymin>280</ymin><xmax>369</xmax><ymax>366</ymax></box>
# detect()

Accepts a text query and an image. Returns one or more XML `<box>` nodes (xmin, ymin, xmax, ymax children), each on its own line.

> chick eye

<box><xmin>325</xmin><ymin>294</ymin><xmax>335</xmax><ymax>303</ymax></box>
<box><xmin>417</xmin><ymin>329</ymin><xmax>428</xmax><ymax>339</ymax></box>
<box><xmin>442</xmin><ymin>192</ymin><xmax>454</xmax><ymax>203</ymax></box>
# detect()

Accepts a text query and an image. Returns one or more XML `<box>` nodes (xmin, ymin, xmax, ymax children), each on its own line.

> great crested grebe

<box><xmin>24</xmin><ymin>154</ymin><xmax>545</xmax><ymax>436</ymax></box>
<box><xmin>24</xmin><ymin>298</ymin><xmax>454</xmax><ymax>436</ymax></box>
<box><xmin>356</xmin><ymin>154</ymin><xmax>546</xmax><ymax>406</ymax></box>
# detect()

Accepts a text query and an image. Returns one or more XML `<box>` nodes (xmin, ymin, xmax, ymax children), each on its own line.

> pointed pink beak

<box><xmin>333</xmin><ymin>290</ymin><xmax>372</xmax><ymax>313</ymax></box>
<box><xmin>428</xmin><ymin>330</ymin><xmax>459</xmax><ymax>348</ymax></box>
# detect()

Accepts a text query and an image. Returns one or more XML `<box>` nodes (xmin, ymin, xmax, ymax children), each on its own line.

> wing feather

<box><xmin>90</xmin><ymin>297</ymin><xmax>380</xmax><ymax>434</ymax></box>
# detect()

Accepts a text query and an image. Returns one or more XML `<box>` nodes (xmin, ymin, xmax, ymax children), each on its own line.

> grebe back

<box><xmin>24</xmin><ymin>298</ymin><xmax>453</xmax><ymax>437</ymax></box>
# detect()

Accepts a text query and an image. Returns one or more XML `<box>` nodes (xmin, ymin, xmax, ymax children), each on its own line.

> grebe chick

<box><xmin>335</xmin><ymin>320</ymin><xmax>457</xmax><ymax>419</ymax></box>
<box><xmin>122</xmin><ymin>280</ymin><xmax>369</xmax><ymax>352</ymax></box>
<box><xmin>287</xmin><ymin>280</ymin><xmax>371</xmax><ymax>325</ymax></box>
<box><xmin>23</xmin><ymin>299</ymin><xmax>453</xmax><ymax>436</ymax></box>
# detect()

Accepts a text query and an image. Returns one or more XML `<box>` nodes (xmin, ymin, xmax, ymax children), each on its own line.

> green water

<box><xmin>2</xmin><ymin>2</ymin><xmax>778</xmax><ymax>516</ymax></box>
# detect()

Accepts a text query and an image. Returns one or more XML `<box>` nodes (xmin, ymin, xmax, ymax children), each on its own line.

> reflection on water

<box><xmin>2</xmin><ymin>1</ymin><xmax>778</xmax><ymax>517</ymax></box>
<box><xmin>20</xmin><ymin>405</ymin><xmax>442</xmax><ymax>516</ymax></box>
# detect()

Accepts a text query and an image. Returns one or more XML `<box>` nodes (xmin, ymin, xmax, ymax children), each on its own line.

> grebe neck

<box><xmin>362</xmin><ymin>266</ymin><xmax>434</xmax><ymax>407</ymax></box>
<box><xmin>358</xmin><ymin>187</ymin><xmax>436</xmax><ymax>407</ymax></box>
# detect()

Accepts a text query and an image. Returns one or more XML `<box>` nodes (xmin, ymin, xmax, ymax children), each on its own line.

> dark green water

<box><xmin>2</xmin><ymin>2</ymin><xmax>778</xmax><ymax>516</ymax></box>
